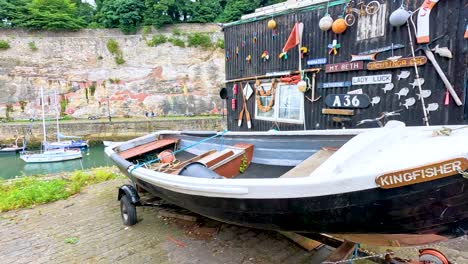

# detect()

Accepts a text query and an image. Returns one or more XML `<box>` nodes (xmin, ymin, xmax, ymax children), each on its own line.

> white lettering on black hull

<box><xmin>376</xmin><ymin>158</ymin><xmax>468</xmax><ymax>189</ymax></box>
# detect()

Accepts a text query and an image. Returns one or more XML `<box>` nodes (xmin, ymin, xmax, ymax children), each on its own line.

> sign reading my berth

<box><xmin>375</xmin><ymin>158</ymin><xmax>468</xmax><ymax>189</ymax></box>
<box><xmin>325</xmin><ymin>61</ymin><xmax>364</xmax><ymax>73</ymax></box>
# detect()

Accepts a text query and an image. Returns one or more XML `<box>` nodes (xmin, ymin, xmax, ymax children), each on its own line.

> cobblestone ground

<box><xmin>0</xmin><ymin>179</ymin><xmax>466</xmax><ymax>264</ymax></box>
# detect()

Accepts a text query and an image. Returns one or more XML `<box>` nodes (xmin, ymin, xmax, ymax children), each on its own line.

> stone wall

<box><xmin>0</xmin><ymin>24</ymin><xmax>225</xmax><ymax>120</ymax></box>
<box><xmin>0</xmin><ymin>117</ymin><xmax>223</xmax><ymax>144</ymax></box>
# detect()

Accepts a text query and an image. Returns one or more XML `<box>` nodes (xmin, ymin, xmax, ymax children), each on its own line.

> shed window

<box><xmin>255</xmin><ymin>83</ymin><xmax>304</xmax><ymax>124</ymax></box>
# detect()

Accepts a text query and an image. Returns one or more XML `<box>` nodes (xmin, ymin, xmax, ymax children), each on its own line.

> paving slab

<box><xmin>0</xmin><ymin>179</ymin><xmax>466</xmax><ymax>264</ymax></box>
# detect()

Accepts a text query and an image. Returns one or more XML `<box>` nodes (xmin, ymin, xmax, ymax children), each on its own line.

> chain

<box><xmin>458</xmin><ymin>169</ymin><xmax>468</xmax><ymax>179</ymax></box>
<box><xmin>321</xmin><ymin>252</ymin><xmax>389</xmax><ymax>264</ymax></box>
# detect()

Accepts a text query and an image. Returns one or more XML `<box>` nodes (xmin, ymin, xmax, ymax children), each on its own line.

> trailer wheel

<box><xmin>120</xmin><ymin>194</ymin><xmax>137</xmax><ymax>226</ymax></box>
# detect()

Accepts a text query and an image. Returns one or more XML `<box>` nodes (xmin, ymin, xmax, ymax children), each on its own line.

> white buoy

<box><xmin>319</xmin><ymin>14</ymin><xmax>333</xmax><ymax>31</ymax></box>
<box><xmin>389</xmin><ymin>6</ymin><xmax>411</xmax><ymax>27</ymax></box>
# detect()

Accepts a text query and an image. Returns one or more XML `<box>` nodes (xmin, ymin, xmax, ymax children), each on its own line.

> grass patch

<box><xmin>216</xmin><ymin>39</ymin><xmax>224</xmax><ymax>49</ymax></box>
<box><xmin>172</xmin><ymin>28</ymin><xmax>182</xmax><ymax>36</ymax></box>
<box><xmin>0</xmin><ymin>40</ymin><xmax>10</xmax><ymax>50</ymax></box>
<box><xmin>147</xmin><ymin>34</ymin><xmax>167</xmax><ymax>47</ymax></box>
<box><xmin>28</xmin><ymin>41</ymin><xmax>38</xmax><ymax>51</ymax></box>
<box><xmin>64</xmin><ymin>237</ymin><xmax>79</xmax><ymax>244</ymax></box>
<box><xmin>0</xmin><ymin>168</ymin><xmax>123</xmax><ymax>212</ymax></box>
<box><xmin>187</xmin><ymin>33</ymin><xmax>212</xmax><ymax>49</ymax></box>
<box><xmin>168</xmin><ymin>37</ymin><xmax>185</xmax><ymax>48</ymax></box>
<box><xmin>106</xmin><ymin>39</ymin><xmax>125</xmax><ymax>65</ymax></box>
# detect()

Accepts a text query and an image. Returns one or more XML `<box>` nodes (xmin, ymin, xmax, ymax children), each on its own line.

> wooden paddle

<box><xmin>238</xmin><ymin>82</ymin><xmax>252</xmax><ymax>129</ymax></box>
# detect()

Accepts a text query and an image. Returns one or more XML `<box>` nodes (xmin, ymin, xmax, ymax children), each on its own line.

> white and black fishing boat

<box><xmin>106</xmin><ymin>121</ymin><xmax>468</xmax><ymax>246</ymax></box>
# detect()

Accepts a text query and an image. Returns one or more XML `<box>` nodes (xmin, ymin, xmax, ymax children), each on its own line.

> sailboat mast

<box><xmin>40</xmin><ymin>86</ymin><xmax>47</xmax><ymax>150</ymax></box>
<box><xmin>55</xmin><ymin>90</ymin><xmax>60</xmax><ymax>142</ymax></box>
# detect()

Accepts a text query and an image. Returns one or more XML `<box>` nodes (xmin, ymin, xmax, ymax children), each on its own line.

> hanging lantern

<box><xmin>332</xmin><ymin>18</ymin><xmax>347</xmax><ymax>34</ymax></box>
<box><xmin>297</xmin><ymin>80</ymin><xmax>308</xmax><ymax>93</ymax></box>
<box><xmin>268</xmin><ymin>19</ymin><xmax>277</xmax><ymax>30</ymax></box>
<box><xmin>389</xmin><ymin>6</ymin><xmax>411</xmax><ymax>27</ymax></box>
<box><xmin>319</xmin><ymin>14</ymin><xmax>334</xmax><ymax>31</ymax></box>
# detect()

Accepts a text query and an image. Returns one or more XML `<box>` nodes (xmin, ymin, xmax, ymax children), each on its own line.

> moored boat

<box><xmin>106</xmin><ymin>121</ymin><xmax>468</xmax><ymax>246</ymax></box>
<box><xmin>20</xmin><ymin>148</ymin><xmax>82</xmax><ymax>163</ymax></box>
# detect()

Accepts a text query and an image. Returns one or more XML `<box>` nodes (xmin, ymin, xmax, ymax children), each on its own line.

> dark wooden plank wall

<box><xmin>224</xmin><ymin>0</ymin><xmax>467</xmax><ymax>131</ymax></box>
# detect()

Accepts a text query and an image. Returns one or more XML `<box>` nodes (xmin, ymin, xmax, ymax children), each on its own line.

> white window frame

<box><xmin>254</xmin><ymin>82</ymin><xmax>304</xmax><ymax>124</ymax></box>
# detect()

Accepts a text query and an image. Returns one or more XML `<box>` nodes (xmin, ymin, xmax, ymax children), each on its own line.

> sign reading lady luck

<box><xmin>352</xmin><ymin>74</ymin><xmax>392</xmax><ymax>85</ymax></box>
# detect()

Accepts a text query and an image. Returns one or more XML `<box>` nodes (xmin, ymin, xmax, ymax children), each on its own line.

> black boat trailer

<box><xmin>117</xmin><ymin>184</ymin><xmax>450</xmax><ymax>264</ymax></box>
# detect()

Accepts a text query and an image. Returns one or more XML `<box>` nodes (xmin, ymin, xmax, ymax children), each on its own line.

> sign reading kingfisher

<box><xmin>375</xmin><ymin>158</ymin><xmax>468</xmax><ymax>189</ymax></box>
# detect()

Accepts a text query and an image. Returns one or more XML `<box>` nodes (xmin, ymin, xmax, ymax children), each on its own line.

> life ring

<box><xmin>419</xmin><ymin>249</ymin><xmax>449</xmax><ymax>264</ymax></box>
<box><xmin>158</xmin><ymin>149</ymin><xmax>175</xmax><ymax>163</ymax></box>
<box><xmin>255</xmin><ymin>79</ymin><xmax>277</xmax><ymax>112</ymax></box>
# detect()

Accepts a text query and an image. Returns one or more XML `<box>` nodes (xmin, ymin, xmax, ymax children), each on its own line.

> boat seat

<box><xmin>280</xmin><ymin>148</ymin><xmax>336</xmax><ymax>178</ymax></box>
<box><xmin>197</xmin><ymin>149</ymin><xmax>235</xmax><ymax>168</ymax></box>
<box><xmin>118</xmin><ymin>138</ymin><xmax>179</xmax><ymax>160</ymax></box>
<box><xmin>162</xmin><ymin>149</ymin><xmax>217</xmax><ymax>174</ymax></box>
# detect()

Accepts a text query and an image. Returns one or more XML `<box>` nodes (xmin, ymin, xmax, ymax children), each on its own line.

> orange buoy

<box><xmin>332</xmin><ymin>18</ymin><xmax>347</xmax><ymax>34</ymax></box>
<box><xmin>158</xmin><ymin>150</ymin><xmax>175</xmax><ymax>163</ymax></box>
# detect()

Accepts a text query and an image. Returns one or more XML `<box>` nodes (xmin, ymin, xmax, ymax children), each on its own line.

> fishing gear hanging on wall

<box><xmin>255</xmin><ymin>79</ymin><xmax>277</xmax><ymax>113</ymax></box>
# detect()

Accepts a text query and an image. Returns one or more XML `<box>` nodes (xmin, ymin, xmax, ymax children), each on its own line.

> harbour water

<box><xmin>0</xmin><ymin>146</ymin><xmax>113</xmax><ymax>180</ymax></box>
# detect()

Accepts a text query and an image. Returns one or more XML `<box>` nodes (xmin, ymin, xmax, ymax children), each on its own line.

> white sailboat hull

<box><xmin>20</xmin><ymin>149</ymin><xmax>82</xmax><ymax>163</ymax></box>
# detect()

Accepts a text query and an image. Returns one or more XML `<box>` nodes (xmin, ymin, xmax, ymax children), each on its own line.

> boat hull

<box><xmin>20</xmin><ymin>150</ymin><xmax>82</xmax><ymax>163</ymax></box>
<box><xmin>0</xmin><ymin>147</ymin><xmax>23</xmax><ymax>154</ymax></box>
<box><xmin>46</xmin><ymin>140</ymin><xmax>89</xmax><ymax>149</ymax></box>
<box><xmin>133</xmin><ymin>174</ymin><xmax>468</xmax><ymax>238</ymax></box>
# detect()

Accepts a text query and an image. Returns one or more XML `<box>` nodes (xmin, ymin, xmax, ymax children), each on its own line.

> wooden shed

<box><xmin>222</xmin><ymin>0</ymin><xmax>467</xmax><ymax>131</ymax></box>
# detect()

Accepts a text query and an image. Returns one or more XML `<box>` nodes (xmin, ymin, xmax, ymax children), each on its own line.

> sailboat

<box><xmin>20</xmin><ymin>87</ymin><xmax>82</xmax><ymax>163</ymax></box>
<box><xmin>43</xmin><ymin>90</ymin><xmax>89</xmax><ymax>150</ymax></box>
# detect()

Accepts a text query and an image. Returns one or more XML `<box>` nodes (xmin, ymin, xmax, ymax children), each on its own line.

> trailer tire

<box><xmin>120</xmin><ymin>194</ymin><xmax>137</xmax><ymax>226</ymax></box>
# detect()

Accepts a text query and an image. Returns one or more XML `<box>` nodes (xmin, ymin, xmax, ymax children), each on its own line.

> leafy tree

<box><xmin>72</xmin><ymin>0</ymin><xmax>95</xmax><ymax>26</ymax></box>
<box><xmin>191</xmin><ymin>0</ymin><xmax>222</xmax><ymax>23</ymax></box>
<box><xmin>19</xmin><ymin>0</ymin><xmax>85</xmax><ymax>30</ymax></box>
<box><xmin>98</xmin><ymin>0</ymin><xmax>145</xmax><ymax>34</ymax></box>
<box><xmin>0</xmin><ymin>0</ymin><xmax>30</xmax><ymax>28</ymax></box>
<box><xmin>144</xmin><ymin>0</ymin><xmax>193</xmax><ymax>27</ymax></box>
<box><xmin>216</xmin><ymin>0</ymin><xmax>261</xmax><ymax>23</ymax></box>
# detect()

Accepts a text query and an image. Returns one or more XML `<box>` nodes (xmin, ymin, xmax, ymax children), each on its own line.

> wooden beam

<box><xmin>322</xmin><ymin>109</ymin><xmax>355</xmax><ymax>116</ymax></box>
<box><xmin>279</xmin><ymin>231</ymin><xmax>322</xmax><ymax>251</ymax></box>
<box><xmin>225</xmin><ymin>68</ymin><xmax>321</xmax><ymax>83</ymax></box>
<box><xmin>159</xmin><ymin>210</ymin><xmax>198</xmax><ymax>222</ymax></box>
<box><xmin>325</xmin><ymin>241</ymin><xmax>356</xmax><ymax>262</ymax></box>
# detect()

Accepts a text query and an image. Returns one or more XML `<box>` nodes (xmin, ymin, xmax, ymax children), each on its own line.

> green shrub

<box><xmin>216</xmin><ymin>39</ymin><xmax>224</xmax><ymax>49</ymax></box>
<box><xmin>106</xmin><ymin>39</ymin><xmax>120</xmax><ymax>55</ymax></box>
<box><xmin>89</xmin><ymin>84</ymin><xmax>96</xmax><ymax>96</ymax></box>
<box><xmin>168</xmin><ymin>37</ymin><xmax>185</xmax><ymax>48</ymax></box>
<box><xmin>0</xmin><ymin>40</ymin><xmax>10</xmax><ymax>50</ymax></box>
<box><xmin>0</xmin><ymin>178</ymin><xmax>69</xmax><ymax>211</ymax></box>
<box><xmin>147</xmin><ymin>34</ymin><xmax>167</xmax><ymax>47</ymax></box>
<box><xmin>115</xmin><ymin>56</ymin><xmax>125</xmax><ymax>65</ymax></box>
<box><xmin>142</xmin><ymin>26</ymin><xmax>152</xmax><ymax>35</ymax></box>
<box><xmin>172</xmin><ymin>28</ymin><xmax>182</xmax><ymax>36</ymax></box>
<box><xmin>187</xmin><ymin>33</ymin><xmax>212</xmax><ymax>49</ymax></box>
<box><xmin>28</xmin><ymin>41</ymin><xmax>38</xmax><ymax>51</ymax></box>
<box><xmin>61</xmin><ymin>115</ymin><xmax>72</xmax><ymax>121</ymax></box>
<box><xmin>106</xmin><ymin>39</ymin><xmax>125</xmax><ymax>65</ymax></box>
